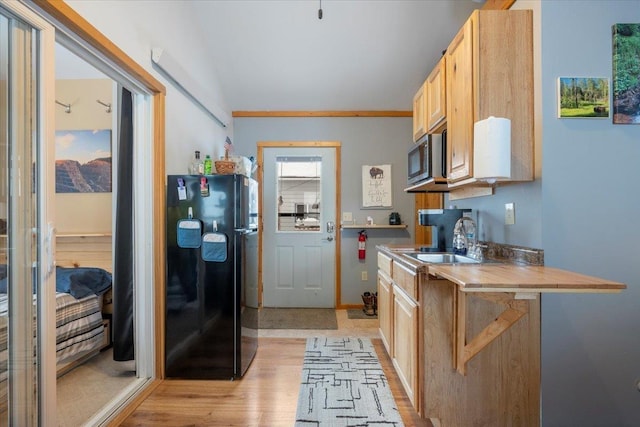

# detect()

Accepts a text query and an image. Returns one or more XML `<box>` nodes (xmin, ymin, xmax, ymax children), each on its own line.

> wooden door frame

<box><xmin>27</xmin><ymin>1</ymin><xmax>166</xmax><ymax>423</ymax></box>
<box><xmin>257</xmin><ymin>141</ymin><xmax>342</xmax><ymax>309</ymax></box>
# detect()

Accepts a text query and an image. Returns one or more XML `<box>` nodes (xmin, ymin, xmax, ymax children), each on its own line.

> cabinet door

<box><xmin>393</xmin><ymin>287</ymin><xmax>419</xmax><ymax>408</ymax></box>
<box><xmin>445</xmin><ymin>16</ymin><xmax>474</xmax><ymax>182</ymax></box>
<box><xmin>377</xmin><ymin>272</ymin><xmax>393</xmax><ymax>356</ymax></box>
<box><xmin>426</xmin><ymin>57</ymin><xmax>446</xmax><ymax>133</ymax></box>
<box><xmin>412</xmin><ymin>82</ymin><xmax>427</xmax><ymax>142</ymax></box>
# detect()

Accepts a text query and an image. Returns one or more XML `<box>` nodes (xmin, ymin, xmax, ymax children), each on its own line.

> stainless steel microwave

<box><xmin>407</xmin><ymin>131</ymin><xmax>446</xmax><ymax>185</ymax></box>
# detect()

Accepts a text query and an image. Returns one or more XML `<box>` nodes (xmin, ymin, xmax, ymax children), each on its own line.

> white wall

<box><xmin>55</xmin><ymin>78</ymin><xmax>113</xmax><ymax>233</ymax></box>
<box><xmin>65</xmin><ymin>0</ymin><xmax>233</xmax><ymax>175</ymax></box>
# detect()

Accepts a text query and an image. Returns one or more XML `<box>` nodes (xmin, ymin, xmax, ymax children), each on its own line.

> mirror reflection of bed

<box><xmin>53</xmin><ymin>234</ymin><xmax>136</xmax><ymax>426</ymax></box>
<box><xmin>0</xmin><ymin>234</ymin><xmax>136</xmax><ymax>425</ymax></box>
<box><xmin>48</xmin><ymin>42</ymin><xmax>138</xmax><ymax>426</ymax></box>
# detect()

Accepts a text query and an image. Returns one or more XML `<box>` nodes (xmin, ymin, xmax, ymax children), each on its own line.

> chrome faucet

<box><xmin>452</xmin><ymin>218</ymin><xmax>467</xmax><ymax>255</ymax></box>
<box><xmin>453</xmin><ymin>216</ymin><xmax>479</xmax><ymax>258</ymax></box>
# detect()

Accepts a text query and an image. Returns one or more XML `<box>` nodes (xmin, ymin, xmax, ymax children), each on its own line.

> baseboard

<box><xmin>337</xmin><ymin>304</ymin><xmax>364</xmax><ymax>310</ymax></box>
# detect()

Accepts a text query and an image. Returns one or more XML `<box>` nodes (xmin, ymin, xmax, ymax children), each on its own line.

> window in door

<box><xmin>276</xmin><ymin>156</ymin><xmax>321</xmax><ymax>232</ymax></box>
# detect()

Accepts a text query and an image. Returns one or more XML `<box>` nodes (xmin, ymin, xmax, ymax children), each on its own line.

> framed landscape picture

<box><xmin>612</xmin><ymin>23</ymin><xmax>640</xmax><ymax>124</ymax></box>
<box><xmin>557</xmin><ymin>77</ymin><xmax>609</xmax><ymax>118</ymax></box>
<box><xmin>55</xmin><ymin>129</ymin><xmax>112</xmax><ymax>193</ymax></box>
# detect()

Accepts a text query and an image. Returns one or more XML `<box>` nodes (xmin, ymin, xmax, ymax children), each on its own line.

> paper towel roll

<box><xmin>473</xmin><ymin>116</ymin><xmax>511</xmax><ymax>184</ymax></box>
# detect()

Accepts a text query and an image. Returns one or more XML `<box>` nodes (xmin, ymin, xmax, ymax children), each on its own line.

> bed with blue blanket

<box><xmin>0</xmin><ymin>266</ymin><xmax>112</xmax><ymax>378</ymax></box>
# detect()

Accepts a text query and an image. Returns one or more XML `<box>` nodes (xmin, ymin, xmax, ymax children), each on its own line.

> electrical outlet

<box><xmin>342</xmin><ymin>212</ymin><xmax>353</xmax><ymax>222</ymax></box>
<box><xmin>361</xmin><ymin>271</ymin><xmax>368</xmax><ymax>281</ymax></box>
<box><xmin>505</xmin><ymin>203</ymin><xmax>515</xmax><ymax>225</ymax></box>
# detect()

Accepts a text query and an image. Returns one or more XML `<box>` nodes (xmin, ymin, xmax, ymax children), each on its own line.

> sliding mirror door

<box><xmin>0</xmin><ymin>4</ymin><xmax>56</xmax><ymax>425</ymax></box>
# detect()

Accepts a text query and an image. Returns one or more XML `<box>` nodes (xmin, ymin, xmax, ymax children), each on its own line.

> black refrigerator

<box><xmin>165</xmin><ymin>173</ymin><xmax>258</xmax><ymax>379</ymax></box>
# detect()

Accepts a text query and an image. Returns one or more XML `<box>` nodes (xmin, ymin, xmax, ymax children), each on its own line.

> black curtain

<box><xmin>113</xmin><ymin>87</ymin><xmax>135</xmax><ymax>361</ymax></box>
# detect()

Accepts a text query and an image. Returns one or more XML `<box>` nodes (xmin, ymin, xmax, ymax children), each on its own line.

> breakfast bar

<box><xmin>377</xmin><ymin>245</ymin><xmax>626</xmax><ymax>426</ymax></box>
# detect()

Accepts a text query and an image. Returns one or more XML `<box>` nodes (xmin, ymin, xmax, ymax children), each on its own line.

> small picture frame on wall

<box><xmin>612</xmin><ymin>23</ymin><xmax>640</xmax><ymax>124</ymax></box>
<box><xmin>557</xmin><ymin>77</ymin><xmax>610</xmax><ymax>118</ymax></box>
<box><xmin>361</xmin><ymin>164</ymin><xmax>392</xmax><ymax>209</ymax></box>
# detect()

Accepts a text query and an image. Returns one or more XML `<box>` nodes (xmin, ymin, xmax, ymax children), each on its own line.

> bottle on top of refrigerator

<box><xmin>189</xmin><ymin>150</ymin><xmax>203</xmax><ymax>174</ymax></box>
<box><xmin>204</xmin><ymin>155</ymin><xmax>212</xmax><ymax>175</ymax></box>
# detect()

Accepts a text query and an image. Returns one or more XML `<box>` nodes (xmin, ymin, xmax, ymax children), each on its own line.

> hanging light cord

<box><xmin>318</xmin><ymin>0</ymin><xmax>323</xmax><ymax>19</ymax></box>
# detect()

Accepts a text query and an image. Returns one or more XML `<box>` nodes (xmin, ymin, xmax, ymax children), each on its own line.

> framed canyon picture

<box><xmin>612</xmin><ymin>23</ymin><xmax>640</xmax><ymax>124</ymax></box>
<box><xmin>55</xmin><ymin>129</ymin><xmax>112</xmax><ymax>193</ymax></box>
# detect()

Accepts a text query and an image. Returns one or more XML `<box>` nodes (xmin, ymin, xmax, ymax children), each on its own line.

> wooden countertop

<box><xmin>377</xmin><ymin>245</ymin><xmax>626</xmax><ymax>294</ymax></box>
<box><xmin>429</xmin><ymin>264</ymin><xmax>626</xmax><ymax>294</ymax></box>
<box><xmin>377</xmin><ymin>245</ymin><xmax>626</xmax><ymax>376</ymax></box>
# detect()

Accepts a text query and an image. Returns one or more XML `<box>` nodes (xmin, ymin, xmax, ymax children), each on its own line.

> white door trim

<box><xmin>1</xmin><ymin>0</ymin><xmax>57</xmax><ymax>422</ymax></box>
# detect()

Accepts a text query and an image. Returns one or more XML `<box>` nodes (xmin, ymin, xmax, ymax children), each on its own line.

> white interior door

<box><xmin>262</xmin><ymin>146</ymin><xmax>336</xmax><ymax>308</ymax></box>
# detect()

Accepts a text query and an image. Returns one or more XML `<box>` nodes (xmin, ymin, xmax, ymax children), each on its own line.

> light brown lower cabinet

<box><xmin>421</xmin><ymin>277</ymin><xmax>540</xmax><ymax>426</ymax></box>
<box><xmin>392</xmin><ymin>286</ymin><xmax>419</xmax><ymax>408</ymax></box>
<box><xmin>377</xmin><ymin>253</ymin><xmax>422</xmax><ymax>414</ymax></box>
<box><xmin>377</xmin><ymin>246</ymin><xmax>619</xmax><ymax>425</ymax></box>
<box><xmin>377</xmin><ymin>271</ymin><xmax>393</xmax><ymax>356</ymax></box>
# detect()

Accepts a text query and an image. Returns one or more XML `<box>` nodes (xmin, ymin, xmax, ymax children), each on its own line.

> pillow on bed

<box><xmin>0</xmin><ymin>266</ymin><xmax>112</xmax><ymax>297</ymax></box>
<box><xmin>0</xmin><ymin>266</ymin><xmax>34</xmax><ymax>294</ymax></box>
<box><xmin>55</xmin><ymin>266</ymin><xmax>112</xmax><ymax>299</ymax></box>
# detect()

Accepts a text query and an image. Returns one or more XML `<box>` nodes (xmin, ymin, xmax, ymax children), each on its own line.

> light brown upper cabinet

<box><xmin>412</xmin><ymin>81</ymin><xmax>428</xmax><ymax>142</ymax></box>
<box><xmin>426</xmin><ymin>57</ymin><xmax>446</xmax><ymax>134</ymax></box>
<box><xmin>445</xmin><ymin>10</ymin><xmax>534</xmax><ymax>185</ymax></box>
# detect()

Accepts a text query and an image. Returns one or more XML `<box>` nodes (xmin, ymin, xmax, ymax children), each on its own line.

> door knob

<box><xmin>326</xmin><ymin>221</ymin><xmax>335</xmax><ymax>233</ymax></box>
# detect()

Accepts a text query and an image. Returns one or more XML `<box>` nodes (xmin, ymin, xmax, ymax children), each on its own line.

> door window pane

<box><xmin>276</xmin><ymin>156</ymin><xmax>321</xmax><ymax>232</ymax></box>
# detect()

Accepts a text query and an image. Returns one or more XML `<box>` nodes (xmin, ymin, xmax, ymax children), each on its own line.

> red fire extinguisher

<box><xmin>358</xmin><ymin>230</ymin><xmax>367</xmax><ymax>260</ymax></box>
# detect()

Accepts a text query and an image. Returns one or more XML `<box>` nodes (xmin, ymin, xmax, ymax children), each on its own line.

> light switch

<box><xmin>505</xmin><ymin>203</ymin><xmax>515</xmax><ymax>225</ymax></box>
<box><xmin>342</xmin><ymin>212</ymin><xmax>353</xmax><ymax>222</ymax></box>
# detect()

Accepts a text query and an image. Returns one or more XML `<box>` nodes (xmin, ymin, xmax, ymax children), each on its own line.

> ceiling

<box><xmin>54</xmin><ymin>1</ymin><xmax>485</xmax><ymax>112</ymax></box>
<box><xmin>189</xmin><ymin>0</ymin><xmax>483</xmax><ymax>112</ymax></box>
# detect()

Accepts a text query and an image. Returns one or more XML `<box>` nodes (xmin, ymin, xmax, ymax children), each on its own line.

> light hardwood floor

<box><xmin>120</xmin><ymin>311</ymin><xmax>429</xmax><ymax>426</ymax></box>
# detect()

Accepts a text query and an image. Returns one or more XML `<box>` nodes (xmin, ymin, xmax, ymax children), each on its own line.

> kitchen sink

<box><xmin>405</xmin><ymin>252</ymin><xmax>481</xmax><ymax>264</ymax></box>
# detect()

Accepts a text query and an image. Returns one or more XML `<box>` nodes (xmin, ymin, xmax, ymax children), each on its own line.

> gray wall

<box><xmin>539</xmin><ymin>1</ymin><xmax>640</xmax><ymax>425</ymax></box>
<box><xmin>453</xmin><ymin>1</ymin><xmax>640</xmax><ymax>424</ymax></box>
<box><xmin>234</xmin><ymin>117</ymin><xmax>415</xmax><ymax>305</ymax></box>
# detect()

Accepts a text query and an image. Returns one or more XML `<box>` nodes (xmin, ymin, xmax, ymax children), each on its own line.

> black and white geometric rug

<box><xmin>295</xmin><ymin>337</ymin><xmax>404</xmax><ymax>426</ymax></box>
